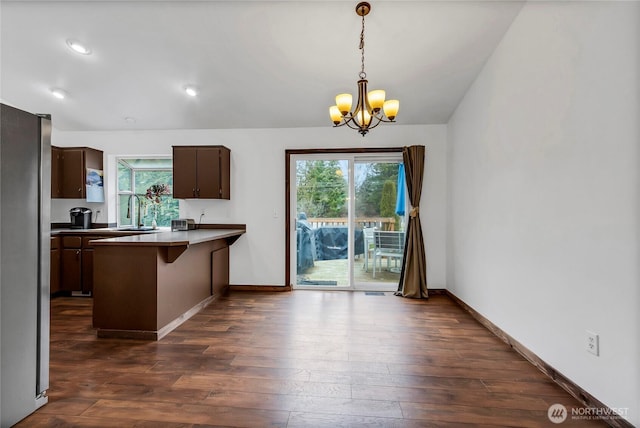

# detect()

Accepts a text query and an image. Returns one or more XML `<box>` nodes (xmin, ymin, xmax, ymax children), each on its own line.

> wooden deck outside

<box><xmin>297</xmin><ymin>257</ymin><xmax>402</xmax><ymax>289</ymax></box>
<box><xmin>17</xmin><ymin>292</ymin><xmax>607</xmax><ymax>427</ymax></box>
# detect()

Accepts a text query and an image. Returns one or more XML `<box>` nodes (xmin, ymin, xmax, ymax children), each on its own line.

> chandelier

<box><xmin>329</xmin><ymin>2</ymin><xmax>399</xmax><ymax>137</ymax></box>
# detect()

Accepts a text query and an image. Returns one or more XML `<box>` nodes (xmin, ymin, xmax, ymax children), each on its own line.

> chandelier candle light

<box><xmin>329</xmin><ymin>2</ymin><xmax>399</xmax><ymax>136</ymax></box>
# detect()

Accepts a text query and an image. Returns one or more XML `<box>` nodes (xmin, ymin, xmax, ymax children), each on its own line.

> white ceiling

<box><xmin>0</xmin><ymin>1</ymin><xmax>524</xmax><ymax>131</ymax></box>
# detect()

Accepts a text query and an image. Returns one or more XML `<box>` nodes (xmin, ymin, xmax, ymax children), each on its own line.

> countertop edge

<box><xmin>89</xmin><ymin>229</ymin><xmax>245</xmax><ymax>247</ymax></box>
<box><xmin>52</xmin><ymin>228</ymin><xmax>160</xmax><ymax>236</ymax></box>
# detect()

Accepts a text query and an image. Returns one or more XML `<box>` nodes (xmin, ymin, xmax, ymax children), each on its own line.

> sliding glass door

<box><xmin>291</xmin><ymin>153</ymin><xmax>405</xmax><ymax>291</ymax></box>
<box><xmin>353</xmin><ymin>158</ymin><xmax>406</xmax><ymax>290</ymax></box>
<box><xmin>294</xmin><ymin>157</ymin><xmax>351</xmax><ymax>287</ymax></box>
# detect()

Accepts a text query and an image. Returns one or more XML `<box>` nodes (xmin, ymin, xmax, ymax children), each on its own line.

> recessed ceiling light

<box><xmin>66</xmin><ymin>39</ymin><xmax>92</xmax><ymax>55</ymax></box>
<box><xmin>124</xmin><ymin>117</ymin><xmax>136</xmax><ymax>124</ymax></box>
<box><xmin>184</xmin><ymin>85</ymin><xmax>198</xmax><ymax>97</ymax></box>
<box><xmin>50</xmin><ymin>88</ymin><xmax>68</xmax><ymax>99</ymax></box>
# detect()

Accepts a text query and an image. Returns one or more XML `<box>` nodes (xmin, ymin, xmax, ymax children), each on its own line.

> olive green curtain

<box><xmin>396</xmin><ymin>145</ymin><xmax>428</xmax><ymax>299</ymax></box>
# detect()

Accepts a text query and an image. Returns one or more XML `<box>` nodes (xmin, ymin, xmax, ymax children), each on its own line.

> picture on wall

<box><xmin>86</xmin><ymin>167</ymin><xmax>104</xmax><ymax>202</ymax></box>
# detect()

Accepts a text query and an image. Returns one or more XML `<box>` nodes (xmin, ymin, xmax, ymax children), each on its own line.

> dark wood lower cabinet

<box><xmin>57</xmin><ymin>234</ymin><xmax>110</xmax><ymax>295</ymax></box>
<box><xmin>81</xmin><ymin>248</ymin><xmax>94</xmax><ymax>294</ymax></box>
<box><xmin>80</xmin><ymin>236</ymin><xmax>99</xmax><ymax>294</ymax></box>
<box><xmin>50</xmin><ymin>237</ymin><xmax>61</xmax><ymax>294</ymax></box>
<box><xmin>61</xmin><ymin>248</ymin><xmax>82</xmax><ymax>292</ymax></box>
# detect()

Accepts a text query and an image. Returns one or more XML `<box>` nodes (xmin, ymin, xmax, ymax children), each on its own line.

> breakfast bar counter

<box><xmin>89</xmin><ymin>228</ymin><xmax>245</xmax><ymax>247</ymax></box>
<box><xmin>91</xmin><ymin>227</ymin><xmax>245</xmax><ymax>340</ymax></box>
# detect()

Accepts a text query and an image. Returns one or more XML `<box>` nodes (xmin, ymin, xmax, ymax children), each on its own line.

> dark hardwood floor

<box><xmin>18</xmin><ymin>291</ymin><xmax>606</xmax><ymax>427</ymax></box>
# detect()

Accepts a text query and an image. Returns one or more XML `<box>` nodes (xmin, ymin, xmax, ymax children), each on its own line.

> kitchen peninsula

<box><xmin>91</xmin><ymin>227</ymin><xmax>245</xmax><ymax>340</ymax></box>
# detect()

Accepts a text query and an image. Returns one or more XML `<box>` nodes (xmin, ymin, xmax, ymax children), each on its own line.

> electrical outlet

<box><xmin>586</xmin><ymin>331</ymin><xmax>599</xmax><ymax>356</ymax></box>
<box><xmin>200</xmin><ymin>208</ymin><xmax>205</xmax><ymax>216</ymax></box>
<box><xmin>273</xmin><ymin>209</ymin><xmax>278</xmax><ymax>218</ymax></box>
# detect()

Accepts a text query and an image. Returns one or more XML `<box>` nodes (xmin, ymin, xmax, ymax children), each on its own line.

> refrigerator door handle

<box><xmin>37</xmin><ymin>114</ymin><xmax>51</xmax><ymax>398</ymax></box>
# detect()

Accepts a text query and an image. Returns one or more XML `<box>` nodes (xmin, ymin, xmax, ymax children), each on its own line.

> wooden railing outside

<box><xmin>306</xmin><ymin>217</ymin><xmax>397</xmax><ymax>231</ymax></box>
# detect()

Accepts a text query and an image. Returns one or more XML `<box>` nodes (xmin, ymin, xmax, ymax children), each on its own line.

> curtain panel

<box><xmin>396</xmin><ymin>145</ymin><xmax>428</xmax><ymax>298</ymax></box>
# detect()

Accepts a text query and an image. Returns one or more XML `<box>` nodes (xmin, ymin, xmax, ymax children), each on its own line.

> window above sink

<box><xmin>117</xmin><ymin>157</ymin><xmax>179</xmax><ymax>229</ymax></box>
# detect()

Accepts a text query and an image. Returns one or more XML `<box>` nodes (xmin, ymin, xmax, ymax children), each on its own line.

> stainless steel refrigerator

<box><xmin>1</xmin><ymin>104</ymin><xmax>50</xmax><ymax>426</ymax></box>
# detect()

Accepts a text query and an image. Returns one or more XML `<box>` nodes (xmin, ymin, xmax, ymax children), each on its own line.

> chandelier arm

<box><xmin>339</xmin><ymin>115</ymin><xmax>372</xmax><ymax>133</ymax></box>
<box><xmin>343</xmin><ymin>118</ymin><xmax>365</xmax><ymax>131</ymax></box>
<box><xmin>334</xmin><ymin>113</ymin><xmax>359</xmax><ymax>128</ymax></box>
<box><xmin>370</xmin><ymin>108</ymin><xmax>396</xmax><ymax>123</ymax></box>
<box><xmin>375</xmin><ymin>115</ymin><xmax>397</xmax><ymax>123</ymax></box>
<box><xmin>367</xmin><ymin>117</ymin><xmax>383</xmax><ymax>130</ymax></box>
<box><xmin>371</xmin><ymin>110</ymin><xmax>385</xmax><ymax>121</ymax></box>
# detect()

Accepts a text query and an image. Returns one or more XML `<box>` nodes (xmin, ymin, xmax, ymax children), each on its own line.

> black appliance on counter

<box><xmin>69</xmin><ymin>207</ymin><xmax>92</xmax><ymax>229</ymax></box>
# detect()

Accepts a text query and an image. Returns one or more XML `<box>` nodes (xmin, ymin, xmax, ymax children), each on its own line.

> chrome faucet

<box><xmin>126</xmin><ymin>194</ymin><xmax>144</xmax><ymax>228</ymax></box>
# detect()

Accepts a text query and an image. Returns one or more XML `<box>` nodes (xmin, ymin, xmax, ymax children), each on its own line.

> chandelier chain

<box><xmin>359</xmin><ymin>10</ymin><xmax>366</xmax><ymax>79</ymax></box>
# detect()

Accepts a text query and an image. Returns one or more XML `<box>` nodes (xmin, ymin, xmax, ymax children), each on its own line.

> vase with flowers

<box><xmin>145</xmin><ymin>183</ymin><xmax>171</xmax><ymax>229</ymax></box>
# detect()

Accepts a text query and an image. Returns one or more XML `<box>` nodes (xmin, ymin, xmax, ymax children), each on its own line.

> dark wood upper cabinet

<box><xmin>51</xmin><ymin>146</ymin><xmax>103</xmax><ymax>199</ymax></box>
<box><xmin>61</xmin><ymin>149</ymin><xmax>84</xmax><ymax>198</ymax></box>
<box><xmin>51</xmin><ymin>146</ymin><xmax>63</xmax><ymax>198</ymax></box>
<box><xmin>172</xmin><ymin>146</ymin><xmax>198</xmax><ymax>198</ymax></box>
<box><xmin>172</xmin><ymin>146</ymin><xmax>230</xmax><ymax>199</ymax></box>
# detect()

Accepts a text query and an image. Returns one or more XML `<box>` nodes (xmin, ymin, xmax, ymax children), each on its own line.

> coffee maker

<box><xmin>69</xmin><ymin>207</ymin><xmax>92</xmax><ymax>229</ymax></box>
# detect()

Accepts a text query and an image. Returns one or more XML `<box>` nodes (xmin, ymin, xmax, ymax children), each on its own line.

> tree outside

<box><xmin>295</xmin><ymin>159</ymin><xmax>404</xmax><ymax>228</ymax></box>
<box><xmin>355</xmin><ymin>162</ymin><xmax>402</xmax><ymax>229</ymax></box>
<box><xmin>296</xmin><ymin>160</ymin><xmax>348</xmax><ymax>218</ymax></box>
<box><xmin>380</xmin><ymin>179</ymin><xmax>401</xmax><ymax>230</ymax></box>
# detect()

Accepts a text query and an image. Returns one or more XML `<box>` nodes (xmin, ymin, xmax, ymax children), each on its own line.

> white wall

<box><xmin>447</xmin><ymin>2</ymin><xmax>639</xmax><ymax>425</ymax></box>
<box><xmin>51</xmin><ymin>124</ymin><xmax>447</xmax><ymax>288</ymax></box>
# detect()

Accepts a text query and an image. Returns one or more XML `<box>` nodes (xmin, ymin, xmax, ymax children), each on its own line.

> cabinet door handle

<box><xmin>76</xmin><ymin>249</ymin><xmax>81</xmax><ymax>258</ymax></box>
<box><xmin>192</xmin><ymin>188</ymin><xmax>196</xmax><ymax>197</ymax></box>
<box><xmin>196</xmin><ymin>188</ymin><xmax>200</xmax><ymax>197</ymax></box>
<box><xmin>78</xmin><ymin>188</ymin><xmax>82</xmax><ymax>192</ymax></box>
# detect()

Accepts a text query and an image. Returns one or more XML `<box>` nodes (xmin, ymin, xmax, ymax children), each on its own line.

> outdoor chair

<box><xmin>362</xmin><ymin>227</ymin><xmax>376</xmax><ymax>271</ymax></box>
<box><xmin>372</xmin><ymin>230</ymin><xmax>405</xmax><ymax>278</ymax></box>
